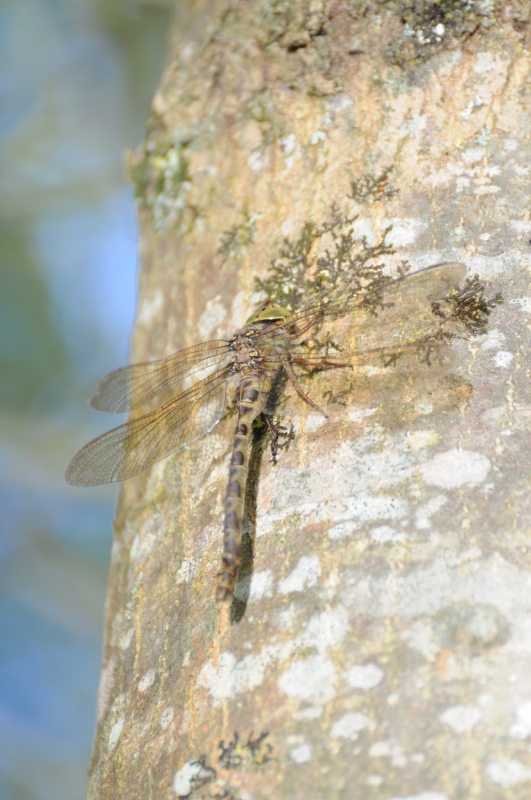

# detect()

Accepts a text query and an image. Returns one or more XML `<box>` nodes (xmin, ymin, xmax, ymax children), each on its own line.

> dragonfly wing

<box><xmin>347</xmin><ymin>262</ymin><xmax>467</xmax><ymax>346</ymax></box>
<box><xmin>256</xmin><ymin>262</ymin><xmax>466</xmax><ymax>351</ymax></box>
<box><xmin>90</xmin><ymin>340</ymin><xmax>230</xmax><ymax>412</ymax></box>
<box><xmin>66</xmin><ymin>368</ymin><xmax>229</xmax><ymax>486</ymax></box>
<box><xmin>287</xmin><ymin>341</ymin><xmax>455</xmax><ymax>415</ymax></box>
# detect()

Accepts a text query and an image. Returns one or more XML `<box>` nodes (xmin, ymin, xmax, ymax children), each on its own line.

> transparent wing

<box><xmin>90</xmin><ymin>340</ymin><xmax>230</xmax><ymax>412</ymax></box>
<box><xmin>286</xmin><ymin>341</ymin><xmax>455</xmax><ymax>415</ymax></box>
<box><xmin>66</xmin><ymin>367</ymin><xmax>230</xmax><ymax>486</ymax></box>
<box><xmin>256</xmin><ymin>263</ymin><xmax>466</xmax><ymax>350</ymax></box>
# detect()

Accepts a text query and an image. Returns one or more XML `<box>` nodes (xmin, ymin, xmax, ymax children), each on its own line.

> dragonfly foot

<box><xmin>262</xmin><ymin>413</ymin><xmax>295</xmax><ymax>465</ymax></box>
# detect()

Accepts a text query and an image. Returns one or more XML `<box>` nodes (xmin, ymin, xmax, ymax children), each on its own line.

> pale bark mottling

<box><xmin>88</xmin><ymin>2</ymin><xmax>531</xmax><ymax>798</ymax></box>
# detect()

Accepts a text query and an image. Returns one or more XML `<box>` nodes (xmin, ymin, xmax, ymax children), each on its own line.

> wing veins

<box><xmin>252</xmin><ymin>263</ymin><xmax>466</xmax><ymax>342</ymax></box>
<box><xmin>91</xmin><ymin>340</ymin><xmax>230</xmax><ymax>412</ymax></box>
<box><xmin>66</xmin><ymin>367</ymin><xmax>230</xmax><ymax>485</ymax></box>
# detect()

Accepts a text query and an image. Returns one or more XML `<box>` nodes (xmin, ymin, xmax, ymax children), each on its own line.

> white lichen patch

<box><xmin>130</xmin><ymin>531</ymin><xmax>154</xmax><ymax>562</ymax></box>
<box><xmin>509</xmin><ymin>296</ymin><xmax>531</xmax><ymax>313</ymax></box>
<box><xmin>119</xmin><ymin>628</ymin><xmax>134</xmax><ymax>651</ymax></box>
<box><xmin>388</xmin><ymin>793</ymin><xmax>449</xmax><ymax>800</ymax></box>
<box><xmin>340</xmin><ymin>554</ymin><xmax>528</xmax><ymax>643</ymax></box>
<box><xmin>108</xmin><ymin>716</ymin><xmax>124</xmax><ymax>750</ymax></box>
<box><xmin>138</xmin><ymin>668</ymin><xmax>156</xmax><ymax>694</ymax></box>
<box><xmin>278</xmin><ymin>654</ymin><xmax>336</xmax><ymax>704</ymax></box>
<box><xmin>196</xmin><ymin>296</ymin><xmax>228</xmax><ymax>339</ymax></box>
<box><xmin>383</xmin><ymin>217</ymin><xmax>426</xmax><ymax>246</ymax></box>
<box><xmin>290</xmin><ymin>742</ymin><xmax>312</xmax><ymax>763</ymax></box>
<box><xmin>352</xmin><ymin>218</ymin><xmax>376</xmax><ymax>246</ymax></box>
<box><xmin>420</xmin><ymin>449</ymin><xmax>490</xmax><ymax>489</ymax></box>
<box><xmin>509</xmin><ymin>219</ymin><xmax>531</xmax><ymax>232</ymax></box>
<box><xmin>509</xmin><ymin>701</ymin><xmax>531</xmax><ymax>739</ymax></box>
<box><xmin>328</xmin><ymin>520</ymin><xmax>358</xmax><ymax>540</ymax></box>
<box><xmin>371</xmin><ymin>525</ymin><xmax>406</xmax><ymax>544</ymax></box>
<box><xmin>310</xmin><ymin>130</ymin><xmax>326</xmax><ymax>145</ymax></box>
<box><xmin>445</xmin><ymin>547</ymin><xmax>482</xmax><ymax>568</ymax></box>
<box><xmin>480</xmin><ymin>330</ymin><xmax>505</xmax><ymax>350</ymax></box>
<box><xmin>248</xmin><ymin>149</ymin><xmax>268</xmax><ymax>172</ymax></box>
<box><xmin>97</xmin><ymin>655</ymin><xmax>117</xmax><ymax>722</ymax></box>
<box><xmin>233</xmin><ymin>569</ymin><xmax>273</xmax><ymax>602</ymax></box>
<box><xmin>198</xmin><ymin>647</ymin><xmax>279</xmax><ymax>705</ymax></box>
<box><xmin>291</xmin><ymin>412</ymin><xmax>328</xmax><ymax>435</ymax></box>
<box><xmin>294</xmin><ymin>706</ymin><xmax>323</xmax><ymax>720</ymax></box>
<box><xmin>256</xmin><ymin>503</ymin><xmax>318</xmax><ymax>539</ymax></box>
<box><xmin>347</xmin><ymin>406</ymin><xmax>379</xmax><ymax>423</ymax></box>
<box><xmin>327</xmin><ymin>494</ymin><xmax>410</xmax><ymax>540</ymax></box>
<box><xmin>344</xmin><ymin>663</ymin><xmax>385</xmax><ymax>690</ymax></box>
<box><xmin>405</xmin><ymin>430</ymin><xmax>439</xmax><ymax>451</ymax></box>
<box><xmin>462</xmin><ymin>147</ymin><xmax>486</xmax><ymax>163</ymax></box>
<box><xmin>300</xmin><ymin>607</ymin><xmax>349</xmax><ymax>653</ymax></box>
<box><xmin>415</xmin><ymin>494</ymin><xmax>447</xmax><ymax>529</ymax></box>
<box><xmin>257</xmin><ymin>433</ymin><xmax>420</xmax><ymax>540</ymax></box>
<box><xmin>174</xmin><ymin>761</ymin><xmax>213</xmax><ymax>796</ymax></box>
<box><xmin>197</xmin><ymin>606</ymin><xmax>348</xmax><ymax>704</ymax></box>
<box><xmin>331</xmin><ymin>712</ymin><xmax>371</xmax><ymax>739</ymax></box>
<box><xmin>175</xmin><ymin>555</ymin><xmax>200</xmax><ymax>585</ymax></box>
<box><xmin>387</xmin><ymin>693</ymin><xmax>400</xmax><ymax>705</ymax></box>
<box><xmin>486</xmin><ymin>759</ymin><xmax>531</xmax><ymax>787</ymax></box>
<box><xmin>402</xmin><ymin>620</ymin><xmax>440</xmax><ymax>661</ymax></box>
<box><xmin>493</xmin><ymin>350</ymin><xmax>514</xmax><ymax>368</ymax></box>
<box><xmin>369</xmin><ymin>739</ymin><xmax>402</xmax><ymax>758</ymax></box>
<box><xmin>278</xmin><ymin>556</ymin><xmax>321</xmax><ymax>594</ymax></box>
<box><xmin>330</xmin><ymin>92</ymin><xmax>354</xmax><ymax>110</ymax></box>
<box><xmin>160</xmin><ymin>706</ymin><xmax>174</xmax><ymax>730</ymax></box>
<box><xmin>280</xmin><ymin>133</ymin><xmax>297</xmax><ymax>156</ymax></box>
<box><xmin>138</xmin><ymin>290</ymin><xmax>163</xmax><ymax>326</ymax></box>
<box><xmin>439</xmin><ymin>704</ymin><xmax>481</xmax><ymax>733</ymax></box>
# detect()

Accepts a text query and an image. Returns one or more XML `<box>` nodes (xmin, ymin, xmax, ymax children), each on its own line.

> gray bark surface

<box><xmin>88</xmin><ymin>2</ymin><xmax>531</xmax><ymax>798</ymax></box>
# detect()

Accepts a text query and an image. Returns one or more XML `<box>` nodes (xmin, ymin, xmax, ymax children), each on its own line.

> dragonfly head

<box><xmin>245</xmin><ymin>304</ymin><xmax>291</xmax><ymax>325</ymax></box>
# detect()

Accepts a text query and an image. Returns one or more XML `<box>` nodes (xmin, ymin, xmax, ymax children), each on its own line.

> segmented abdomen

<box><xmin>217</xmin><ymin>375</ymin><xmax>268</xmax><ymax>602</ymax></box>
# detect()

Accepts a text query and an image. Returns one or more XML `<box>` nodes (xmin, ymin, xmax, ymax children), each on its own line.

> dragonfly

<box><xmin>66</xmin><ymin>261</ymin><xmax>465</xmax><ymax>601</ymax></box>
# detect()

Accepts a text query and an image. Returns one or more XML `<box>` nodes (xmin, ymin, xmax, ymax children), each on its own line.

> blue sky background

<box><xmin>0</xmin><ymin>1</ymin><xmax>172</xmax><ymax>797</ymax></box>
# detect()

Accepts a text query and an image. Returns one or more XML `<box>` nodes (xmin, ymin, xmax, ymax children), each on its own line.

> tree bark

<box><xmin>88</xmin><ymin>2</ymin><xmax>531</xmax><ymax>798</ymax></box>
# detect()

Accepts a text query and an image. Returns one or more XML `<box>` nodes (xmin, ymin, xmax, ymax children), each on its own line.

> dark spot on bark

<box><xmin>434</xmin><ymin>602</ymin><xmax>509</xmax><ymax>654</ymax></box>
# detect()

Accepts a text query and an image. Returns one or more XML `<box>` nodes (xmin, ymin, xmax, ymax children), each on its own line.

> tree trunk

<box><xmin>88</xmin><ymin>2</ymin><xmax>531</xmax><ymax>798</ymax></box>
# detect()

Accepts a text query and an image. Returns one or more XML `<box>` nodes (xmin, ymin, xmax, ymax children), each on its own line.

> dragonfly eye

<box><xmin>245</xmin><ymin>305</ymin><xmax>290</xmax><ymax>324</ymax></box>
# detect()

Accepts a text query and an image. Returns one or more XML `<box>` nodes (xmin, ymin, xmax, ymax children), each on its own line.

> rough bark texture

<box><xmin>88</xmin><ymin>1</ymin><xmax>531</xmax><ymax>798</ymax></box>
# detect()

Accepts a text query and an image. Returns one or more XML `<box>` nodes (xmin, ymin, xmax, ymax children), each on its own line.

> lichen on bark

<box><xmin>88</xmin><ymin>1</ymin><xmax>531</xmax><ymax>798</ymax></box>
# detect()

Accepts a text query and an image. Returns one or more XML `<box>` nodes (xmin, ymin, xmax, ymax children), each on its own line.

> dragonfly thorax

<box><xmin>228</xmin><ymin>320</ymin><xmax>286</xmax><ymax>376</ymax></box>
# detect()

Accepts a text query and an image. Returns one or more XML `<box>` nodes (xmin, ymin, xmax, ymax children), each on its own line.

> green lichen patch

<box><xmin>255</xmin><ymin>210</ymin><xmax>502</xmax><ymax>349</ymax></box>
<box><xmin>384</xmin><ymin>0</ymin><xmax>497</xmax><ymax>68</ymax></box>
<box><xmin>255</xmin><ymin>207</ymin><xmax>396</xmax><ymax>312</ymax></box>
<box><xmin>431</xmin><ymin>273</ymin><xmax>503</xmax><ymax>338</ymax></box>
<box><xmin>256</xmin><ymin>0</ymin><xmax>327</xmax><ymax>50</ymax></box>
<box><xmin>128</xmin><ymin>139</ymin><xmax>191</xmax><ymax>231</ymax></box>
<box><xmin>348</xmin><ymin>166</ymin><xmax>399</xmax><ymax>204</ymax></box>
<box><xmin>217</xmin><ymin>212</ymin><xmax>260</xmax><ymax>264</ymax></box>
<box><xmin>174</xmin><ymin>731</ymin><xmax>274</xmax><ymax>799</ymax></box>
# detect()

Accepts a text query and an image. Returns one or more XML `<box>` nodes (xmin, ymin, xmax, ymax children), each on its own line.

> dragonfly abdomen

<box><xmin>217</xmin><ymin>375</ymin><xmax>269</xmax><ymax>602</ymax></box>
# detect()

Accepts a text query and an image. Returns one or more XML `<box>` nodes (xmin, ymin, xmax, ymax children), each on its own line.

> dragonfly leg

<box><xmin>262</xmin><ymin>412</ymin><xmax>280</xmax><ymax>443</ymax></box>
<box><xmin>291</xmin><ymin>311</ymin><xmax>323</xmax><ymax>337</ymax></box>
<box><xmin>284</xmin><ymin>360</ymin><xmax>329</xmax><ymax>419</ymax></box>
<box><xmin>262</xmin><ymin>413</ymin><xmax>294</xmax><ymax>464</ymax></box>
<box><xmin>291</xmin><ymin>356</ymin><xmax>352</xmax><ymax>370</ymax></box>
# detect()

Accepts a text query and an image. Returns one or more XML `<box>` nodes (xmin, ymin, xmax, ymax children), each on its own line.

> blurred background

<box><xmin>0</xmin><ymin>1</ymin><xmax>173</xmax><ymax>797</ymax></box>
